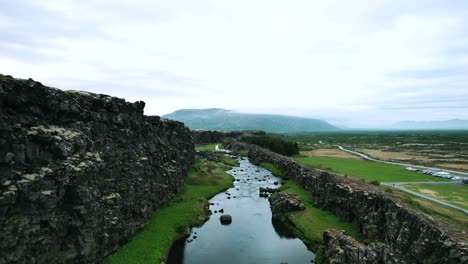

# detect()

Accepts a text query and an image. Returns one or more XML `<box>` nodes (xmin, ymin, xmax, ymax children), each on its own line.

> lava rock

<box><xmin>220</xmin><ymin>214</ymin><xmax>232</xmax><ymax>225</ymax></box>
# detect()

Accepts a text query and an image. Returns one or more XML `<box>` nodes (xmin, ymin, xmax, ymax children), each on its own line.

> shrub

<box><xmin>370</xmin><ymin>180</ymin><xmax>380</xmax><ymax>186</ymax></box>
<box><xmin>242</xmin><ymin>135</ymin><xmax>299</xmax><ymax>156</ymax></box>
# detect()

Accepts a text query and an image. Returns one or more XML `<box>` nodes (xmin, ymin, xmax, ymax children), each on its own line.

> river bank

<box><xmin>104</xmin><ymin>157</ymin><xmax>235</xmax><ymax>264</ymax></box>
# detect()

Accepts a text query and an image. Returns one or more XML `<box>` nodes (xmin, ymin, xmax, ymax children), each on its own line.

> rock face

<box><xmin>0</xmin><ymin>75</ymin><xmax>195</xmax><ymax>263</ymax></box>
<box><xmin>226</xmin><ymin>142</ymin><xmax>468</xmax><ymax>264</ymax></box>
<box><xmin>190</xmin><ymin>130</ymin><xmax>244</xmax><ymax>144</ymax></box>
<box><xmin>268</xmin><ymin>192</ymin><xmax>305</xmax><ymax>218</ymax></box>
<box><xmin>323</xmin><ymin>230</ymin><xmax>397</xmax><ymax>264</ymax></box>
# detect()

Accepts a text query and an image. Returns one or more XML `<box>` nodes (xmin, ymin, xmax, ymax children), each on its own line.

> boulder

<box><xmin>220</xmin><ymin>214</ymin><xmax>232</xmax><ymax>225</ymax></box>
<box><xmin>268</xmin><ymin>192</ymin><xmax>305</xmax><ymax>218</ymax></box>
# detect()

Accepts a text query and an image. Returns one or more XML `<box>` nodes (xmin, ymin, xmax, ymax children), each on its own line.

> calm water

<box><xmin>167</xmin><ymin>157</ymin><xmax>315</xmax><ymax>264</ymax></box>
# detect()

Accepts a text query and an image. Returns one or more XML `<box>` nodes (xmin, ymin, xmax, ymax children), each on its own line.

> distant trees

<box><xmin>241</xmin><ymin>135</ymin><xmax>299</xmax><ymax>156</ymax></box>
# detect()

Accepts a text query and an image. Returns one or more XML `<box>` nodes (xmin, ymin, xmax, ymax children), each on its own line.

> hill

<box><xmin>163</xmin><ymin>108</ymin><xmax>338</xmax><ymax>133</ymax></box>
<box><xmin>394</xmin><ymin>119</ymin><xmax>468</xmax><ymax>130</ymax></box>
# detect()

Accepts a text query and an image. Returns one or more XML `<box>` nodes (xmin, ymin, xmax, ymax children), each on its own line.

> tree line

<box><xmin>241</xmin><ymin>135</ymin><xmax>299</xmax><ymax>156</ymax></box>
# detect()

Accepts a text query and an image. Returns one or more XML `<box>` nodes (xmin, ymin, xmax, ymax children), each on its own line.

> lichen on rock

<box><xmin>0</xmin><ymin>75</ymin><xmax>195</xmax><ymax>263</ymax></box>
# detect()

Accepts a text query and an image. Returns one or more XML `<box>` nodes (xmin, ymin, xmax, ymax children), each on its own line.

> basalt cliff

<box><xmin>226</xmin><ymin>142</ymin><xmax>467</xmax><ymax>264</ymax></box>
<box><xmin>0</xmin><ymin>75</ymin><xmax>195</xmax><ymax>263</ymax></box>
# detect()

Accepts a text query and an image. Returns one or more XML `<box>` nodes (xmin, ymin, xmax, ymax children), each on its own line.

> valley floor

<box><xmin>103</xmin><ymin>157</ymin><xmax>235</xmax><ymax>264</ymax></box>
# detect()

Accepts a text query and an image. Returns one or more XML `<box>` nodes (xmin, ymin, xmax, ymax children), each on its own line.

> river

<box><xmin>167</xmin><ymin>157</ymin><xmax>315</xmax><ymax>264</ymax></box>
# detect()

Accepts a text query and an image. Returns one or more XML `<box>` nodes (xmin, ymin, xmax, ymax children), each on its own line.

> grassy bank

<box><xmin>294</xmin><ymin>156</ymin><xmax>447</xmax><ymax>182</ymax></box>
<box><xmin>384</xmin><ymin>187</ymin><xmax>468</xmax><ymax>238</ymax></box>
<box><xmin>259</xmin><ymin>162</ymin><xmax>286</xmax><ymax>178</ymax></box>
<box><xmin>195</xmin><ymin>143</ymin><xmax>222</xmax><ymax>151</ymax></box>
<box><xmin>260</xmin><ymin>162</ymin><xmax>358</xmax><ymax>262</ymax></box>
<box><xmin>403</xmin><ymin>184</ymin><xmax>468</xmax><ymax>210</ymax></box>
<box><xmin>104</xmin><ymin>159</ymin><xmax>234</xmax><ymax>264</ymax></box>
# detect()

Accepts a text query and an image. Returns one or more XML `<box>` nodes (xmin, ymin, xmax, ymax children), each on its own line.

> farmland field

<box><xmin>282</xmin><ymin>131</ymin><xmax>468</xmax><ymax>172</ymax></box>
<box><xmin>293</xmin><ymin>155</ymin><xmax>448</xmax><ymax>182</ymax></box>
<box><xmin>403</xmin><ymin>184</ymin><xmax>468</xmax><ymax>210</ymax></box>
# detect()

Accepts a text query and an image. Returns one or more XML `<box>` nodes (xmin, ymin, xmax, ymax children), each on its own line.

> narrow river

<box><xmin>167</xmin><ymin>157</ymin><xmax>315</xmax><ymax>264</ymax></box>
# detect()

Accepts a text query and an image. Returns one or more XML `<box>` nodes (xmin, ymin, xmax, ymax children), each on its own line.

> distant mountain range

<box><xmin>394</xmin><ymin>119</ymin><xmax>468</xmax><ymax>130</ymax></box>
<box><xmin>163</xmin><ymin>108</ymin><xmax>338</xmax><ymax>133</ymax></box>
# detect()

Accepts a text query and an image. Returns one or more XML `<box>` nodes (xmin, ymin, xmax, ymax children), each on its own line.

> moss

<box><xmin>104</xmin><ymin>159</ymin><xmax>234</xmax><ymax>264</ymax></box>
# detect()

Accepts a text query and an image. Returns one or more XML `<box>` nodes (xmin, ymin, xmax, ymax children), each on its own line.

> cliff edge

<box><xmin>0</xmin><ymin>75</ymin><xmax>195</xmax><ymax>263</ymax></box>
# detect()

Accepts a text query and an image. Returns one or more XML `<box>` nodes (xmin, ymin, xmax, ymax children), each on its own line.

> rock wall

<box><xmin>226</xmin><ymin>142</ymin><xmax>467</xmax><ymax>264</ymax></box>
<box><xmin>191</xmin><ymin>130</ymin><xmax>244</xmax><ymax>144</ymax></box>
<box><xmin>0</xmin><ymin>75</ymin><xmax>195</xmax><ymax>263</ymax></box>
<box><xmin>190</xmin><ymin>130</ymin><xmax>265</xmax><ymax>144</ymax></box>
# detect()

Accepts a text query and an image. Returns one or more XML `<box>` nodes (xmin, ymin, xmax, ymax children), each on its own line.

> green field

<box><xmin>404</xmin><ymin>184</ymin><xmax>468</xmax><ymax>210</ymax></box>
<box><xmin>278</xmin><ymin>180</ymin><xmax>359</xmax><ymax>245</ymax></box>
<box><xmin>104</xmin><ymin>159</ymin><xmax>234</xmax><ymax>264</ymax></box>
<box><xmin>195</xmin><ymin>143</ymin><xmax>222</xmax><ymax>151</ymax></box>
<box><xmin>293</xmin><ymin>156</ymin><xmax>447</xmax><ymax>182</ymax></box>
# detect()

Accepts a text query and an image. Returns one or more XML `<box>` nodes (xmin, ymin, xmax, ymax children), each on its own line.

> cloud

<box><xmin>1</xmin><ymin>0</ymin><xmax>467</xmax><ymax>128</ymax></box>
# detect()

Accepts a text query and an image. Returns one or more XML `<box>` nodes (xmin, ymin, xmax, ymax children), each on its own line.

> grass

<box><xmin>259</xmin><ymin>162</ymin><xmax>286</xmax><ymax>178</ymax></box>
<box><xmin>262</xmin><ymin>163</ymin><xmax>358</xmax><ymax>262</ymax></box>
<box><xmin>403</xmin><ymin>184</ymin><xmax>468</xmax><ymax>210</ymax></box>
<box><xmin>237</xmin><ymin>149</ymin><xmax>249</xmax><ymax>157</ymax></box>
<box><xmin>195</xmin><ymin>143</ymin><xmax>223</xmax><ymax>151</ymax></box>
<box><xmin>278</xmin><ymin>180</ymin><xmax>360</xmax><ymax>248</ymax></box>
<box><xmin>219</xmin><ymin>155</ymin><xmax>239</xmax><ymax>167</ymax></box>
<box><xmin>104</xmin><ymin>159</ymin><xmax>234</xmax><ymax>264</ymax></box>
<box><xmin>293</xmin><ymin>156</ymin><xmax>448</xmax><ymax>183</ymax></box>
<box><xmin>385</xmin><ymin>187</ymin><xmax>468</xmax><ymax>237</ymax></box>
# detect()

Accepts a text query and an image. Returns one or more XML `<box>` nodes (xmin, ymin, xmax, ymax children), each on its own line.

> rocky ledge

<box><xmin>268</xmin><ymin>192</ymin><xmax>305</xmax><ymax>218</ymax></box>
<box><xmin>0</xmin><ymin>75</ymin><xmax>195</xmax><ymax>263</ymax></box>
<box><xmin>323</xmin><ymin>230</ymin><xmax>396</xmax><ymax>264</ymax></box>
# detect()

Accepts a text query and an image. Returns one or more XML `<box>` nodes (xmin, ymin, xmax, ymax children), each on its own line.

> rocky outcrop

<box><xmin>190</xmin><ymin>130</ymin><xmax>265</xmax><ymax>144</ymax></box>
<box><xmin>0</xmin><ymin>75</ymin><xmax>195</xmax><ymax>263</ymax></box>
<box><xmin>323</xmin><ymin>230</ymin><xmax>398</xmax><ymax>264</ymax></box>
<box><xmin>268</xmin><ymin>192</ymin><xmax>305</xmax><ymax>218</ymax></box>
<box><xmin>191</xmin><ymin>130</ymin><xmax>244</xmax><ymax>144</ymax></box>
<box><xmin>226</xmin><ymin>142</ymin><xmax>468</xmax><ymax>264</ymax></box>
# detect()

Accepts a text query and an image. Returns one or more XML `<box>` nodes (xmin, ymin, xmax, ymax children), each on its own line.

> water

<box><xmin>167</xmin><ymin>157</ymin><xmax>315</xmax><ymax>264</ymax></box>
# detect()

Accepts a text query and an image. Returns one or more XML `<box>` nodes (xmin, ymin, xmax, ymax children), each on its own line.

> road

<box><xmin>381</xmin><ymin>182</ymin><xmax>468</xmax><ymax>214</ymax></box>
<box><xmin>335</xmin><ymin>145</ymin><xmax>467</xmax><ymax>214</ymax></box>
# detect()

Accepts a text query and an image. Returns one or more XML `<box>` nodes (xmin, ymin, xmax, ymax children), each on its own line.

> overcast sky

<box><xmin>1</xmin><ymin>0</ymin><xmax>467</xmax><ymax>128</ymax></box>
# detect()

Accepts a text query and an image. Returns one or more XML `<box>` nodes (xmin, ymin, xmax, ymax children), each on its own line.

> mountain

<box><xmin>163</xmin><ymin>108</ymin><xmax>339</xmax><ymax>133</ymax></box>
<box><xmin>393</xmin><ymin>119</ymin><xmax>468</xmax><ymax>130</ymax></box>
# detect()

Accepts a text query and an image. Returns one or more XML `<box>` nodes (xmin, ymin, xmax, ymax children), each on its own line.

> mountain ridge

<box><xmin>163</xmin><ymin>108</ymin><xmax>338</xmax><ymax>133</ymax></box>
<box><xmin>394</xmin><ymin>119</ymin><xmax>468</xmax><ymax>130</ymax></box>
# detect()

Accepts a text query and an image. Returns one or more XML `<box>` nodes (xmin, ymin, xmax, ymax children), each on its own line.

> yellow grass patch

<box><xmin>300</xmin><ymin>149</ymin><xmax>360</xmax><ymax>159</ymax></box>
<box><xmin>435</xmin><ymin>163</ymin><xmax>468</xmax><ymax>172</ymax></box>
<box><xmin>357</xmin><ymin>149</ymin><xmax>429</xmax><ymax>161</ymax></box>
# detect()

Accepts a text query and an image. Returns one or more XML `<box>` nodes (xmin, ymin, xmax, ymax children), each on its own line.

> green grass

<box><xmin>278</xmin><ymin>180</ymin><xmax>360</xmax><ymax>249</ymax></box>
<box><xmin>385</xmin><ymin>187</ymin><xmax>468</xmax><ymax>233</ymax></box>
<box><xmin>261</xmin><ymin>163</ymin><xmax>358</xmax><ymax>261</ymax></box>
<box><xmin>104</xmin><ymin>159</ymin><xmax>234</xmax><ymax>264</ymax></box>
<box><xmin>237</xmin><ymin>149</ymin><xmax>249</xmax><ymax>157</ymax></box>
<box><xmin>220</xmin><ymin>155</ymin><xmax>239</xmax><ymax>167</ymax></box>
<box><xmin>195</xmin><ymin>143</ymin><xmax>223</xmax><ymax>151</ymax></box>
<box><xmin>294</xmin><ymin>156</ymin><xmax>448</xmax><ymax>182</ymax></box>
<box><xmin>403</xmin><ymin>184</ymin><xmax>468</xmax><ymax>210</ymax></box>
<box><xmin>259</xmin><ymin>162</ymin><xmax>286</xmax><ymax>178</ymax></box>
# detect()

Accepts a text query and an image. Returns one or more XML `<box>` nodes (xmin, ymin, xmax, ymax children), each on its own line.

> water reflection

<box><xmin>167</xmin><ymin>157</ymin><xmax>315</xmax><ymax>264</ymax></box>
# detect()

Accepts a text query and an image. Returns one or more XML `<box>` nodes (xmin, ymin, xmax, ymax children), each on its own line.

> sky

<box><xmin>1</xmin><ymin>0</ymin><xmax>468</xmax><ymax>128</ymax></box>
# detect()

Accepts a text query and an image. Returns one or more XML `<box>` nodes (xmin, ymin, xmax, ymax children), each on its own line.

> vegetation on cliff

<box><xmin>104</xmin><ymin>159</ymin><xmax>235</xmax><ymax>264</ymax></box>
<box><xmin>258</xmin><ymin>163</ymin><xmax>358</xmax><ymax>263</ymax></box>
<box><xmin>242</xmin><ymin>135</ymin><xmax>299</xmax><ymax>156</ymax></box>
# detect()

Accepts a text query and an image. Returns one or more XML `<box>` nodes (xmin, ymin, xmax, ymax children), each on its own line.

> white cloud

<box><xmin>1</xmin><ymin>0</ymin><xmax>467</xmax><ymax>128</ymax></box>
